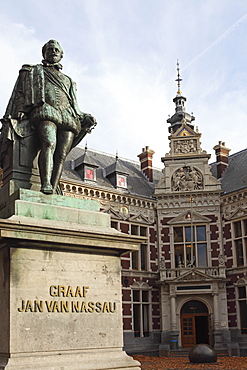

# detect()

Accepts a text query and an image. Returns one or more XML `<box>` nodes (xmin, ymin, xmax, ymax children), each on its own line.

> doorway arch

<box><xmin>180</xmin><ymin>300</ymin><xmax>209</xmax><ymax>348</ymax></box>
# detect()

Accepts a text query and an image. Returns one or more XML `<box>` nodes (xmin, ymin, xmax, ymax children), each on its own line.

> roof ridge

<box><xmin>77</xmin><ymin>145</ymin><xmax>162</xmax><ymax>171</ymax></box>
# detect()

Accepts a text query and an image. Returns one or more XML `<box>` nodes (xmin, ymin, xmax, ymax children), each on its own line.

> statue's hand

<box><xmin>80</xmin><ymin>114</ymin><xmax>97</xmax><ymax>133</ymax></box>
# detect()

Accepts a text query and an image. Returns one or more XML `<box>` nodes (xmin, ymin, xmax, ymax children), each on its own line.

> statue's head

<box><xmin>42</xmin><ymin>40</ymin><xmax>63</xmax><ymax>64</ymax></box>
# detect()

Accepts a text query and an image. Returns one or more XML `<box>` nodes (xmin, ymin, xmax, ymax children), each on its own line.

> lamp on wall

<box><xmin>123</xmin><ymin>277</ymin><xmax>129</xmax><ymax>287</ymax></box>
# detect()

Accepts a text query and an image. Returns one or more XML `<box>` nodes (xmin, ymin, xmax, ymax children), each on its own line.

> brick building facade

<box><xmin>58</xmin><ymin>75</ymin><xmax>247</xmax><ymax>356</ymax></box>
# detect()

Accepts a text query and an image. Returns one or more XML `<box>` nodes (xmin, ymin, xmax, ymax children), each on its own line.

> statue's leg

<box><xmin>36</xmin><ymin>121</ymin><xmax>57</xmax><ymax>194</ymax></box>
<box><xmin>51</xmin><ymin>130</ymin><xmax>74</xmax><ymax>192</ymax></box>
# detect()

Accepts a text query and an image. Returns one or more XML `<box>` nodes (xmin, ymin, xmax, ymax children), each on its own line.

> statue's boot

<box><xmin>39</xmin><ymin>149</ymin><xmax>54</xmax><ymax>194</ymax></box>
<box><xmin>41</xmin><ymin>184</ymin><xmax>53</xmax><ymax>194</ymax></box>
<box><xmin>51</xmin><ymin>130</ymin><xmax>74</xmax><ymax>192</ymax></box>
<box><xmin>37</xmin><ymin>121</ymin><xmax>56</xmax><ymax>194</ymax></box>
<box><xmin>51</xmin><ymin>162</ymin><xmax>64</xmax><ymax>193</ymax></box>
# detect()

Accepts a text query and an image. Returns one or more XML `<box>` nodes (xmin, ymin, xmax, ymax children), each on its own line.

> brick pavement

<box><xmin>133</xmin><ymin>355</ymin><xmax>247</xmax><ymax>370</ymax></box>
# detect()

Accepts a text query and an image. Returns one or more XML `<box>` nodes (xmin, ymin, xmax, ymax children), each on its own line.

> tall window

<box><xmin>234</xmin><ymin>220</ymin><xmax>247</xmax><ymax>267</ymax></box>
<box><xmin>131</xmin><ymin>244</ymin><xmax>148</xmax><ymax>270</ymax></box>
<box><xmin>174</xmin><ymin>225</ymin><xmax>207</xmax><ymax>267</ymax></box>
<box><xmin>238</xmin><ymin>286</ymin><xmax>247</xmax><ymax>334</ymax></box>
<box><xmin>131</xmin><ymin>225</ymin><xmax>148</xmax><ymax>271</ymax></box>
<box><xmin>132</xmin><ymin>290</ymin><xmax>150</xmax><ymax>337</ymax></box>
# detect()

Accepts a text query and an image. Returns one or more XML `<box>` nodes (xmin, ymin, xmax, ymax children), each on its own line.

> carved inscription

<box><xmin>17</xmin><ymin>285</ymin><xmax>117</xmax><ymax>313</ymax></box>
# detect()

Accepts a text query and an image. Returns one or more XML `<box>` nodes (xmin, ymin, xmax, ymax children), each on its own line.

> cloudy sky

<box><xmin>0</xmin><ymin>0</ymin><xmax>247</xmax><ymax>167</ymax></box>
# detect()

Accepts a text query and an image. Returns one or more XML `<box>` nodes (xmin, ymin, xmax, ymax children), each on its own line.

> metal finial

<box><xmin>175</xmin><ymin>59</ymin><xmax>182</xmax><ymax>95</ymax></box>
<box><xmin>85</xmin><ymin>142</ymin><xmax>88</xmax><ymax>151</ymax></box>
<box><xmin>116</xmin><ymin>150</ymin><xmax>118</xmax><ymax>161</ymax></box>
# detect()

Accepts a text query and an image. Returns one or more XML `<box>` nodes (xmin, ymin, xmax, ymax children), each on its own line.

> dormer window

<box><xmin>74</xmin><ymin>146</ymin><xmax>98</xmax><ymax>182</ymax></box>
<box><xmin>117</xmin><ymin>174</ymin><xmax>127</xmax><ymax>188</ymax></box>
<box><xmin>105</xmin><ymin>155</ymin><xmax>129</xmax><ymax>190</ymax></box>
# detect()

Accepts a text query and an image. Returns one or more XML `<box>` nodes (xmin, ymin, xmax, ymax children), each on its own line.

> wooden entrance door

<box><xmin>181</xmin><ymin>314</ymin><xmax>196</xmax><ymax>347</ymax></box>
<box><xmin>181</xmin><ymin>300</ymin><xmax>209</xmax><ymax>348</ymax></box>
<box><xmin>181</xmin><ymin>313</ymin><xmax>209</xmax><ymax>347</ymax></box>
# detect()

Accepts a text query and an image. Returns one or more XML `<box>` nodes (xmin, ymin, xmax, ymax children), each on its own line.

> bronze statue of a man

<box><xmin>1</xmin><ymin>40</ymin><xmax>96</xmax><ymax>194</ymax></box>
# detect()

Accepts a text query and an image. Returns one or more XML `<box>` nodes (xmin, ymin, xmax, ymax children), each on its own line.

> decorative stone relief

<box><xmin>101</xmin><ymin>203</ymin><xmax>155</xmax><ymax>224</ymax></box>
<box><xmin>160</xmin><ymin>257</ymin><xmax>166</xmax><ymax>268</ymax></box>
<box><xmin>174</xmin><ymin>139</ymin><xmax>198</xmax><ymax>154</ymax></box>
<box><xmin>172</xmin><ymin>166</ymin><xmax>203</xmax><ymax>191</ymax></box>
<box><xmin>218</xmin><ymin>254</ymin><xmax>226</xmax><ymax>266</ymax></box>
<box><xmin>218</xmin><ymin>283</ymin><xmax>225</xmax><ymax>289</ymax></box>
<box><xmin>178</xmin><ymin>272</ymin><xmax>206</xmax><ymax>281</ymax></box>
<box><xmin>224</xmin><ymin>206</ymin><xmax>247</xmax><ymax>220</ymax></box>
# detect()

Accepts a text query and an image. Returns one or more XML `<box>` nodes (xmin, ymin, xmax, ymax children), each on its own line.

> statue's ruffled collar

<box><xmin>42</xmin><ymin>60</ymin><xmax>63</xmax><ymax>70</ymax></box>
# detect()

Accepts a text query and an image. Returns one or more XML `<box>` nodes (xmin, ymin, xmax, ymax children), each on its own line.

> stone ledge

<box><xmin>0</xmin><ymin>347</ymin><xmax>140</xmax><ymax>370</ymax></box>
<box><xmin>0</xmin><ymin>188</ymin><xmax>100</xmax><ymax>219</ymax></box>
<box><xmin>14</xmin><ymin>199</ymin><xmax>109</xmax><ymax>227</ymax></box>
<box><xmin>0</xmin><ymin>216</ymin><xmax>145</xmax><ymax>255</ymax></box>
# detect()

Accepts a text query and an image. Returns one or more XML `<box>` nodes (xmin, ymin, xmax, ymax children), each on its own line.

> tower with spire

<box><xmin>155</xmin><ymin>61</ymin><xmax>220</xmax><ymax>194</ymax></box>
<box><xmin>154</xmin><ymin>62</ymin><xmax>229</xmax><ymax>351</ymax></box>
<box><xmin>167</xmin><ymin>61</ymin><xmax>195</xmax><ymax>134</ymax></box>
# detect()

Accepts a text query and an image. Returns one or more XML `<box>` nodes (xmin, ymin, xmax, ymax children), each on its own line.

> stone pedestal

<box><xmin>213</xmin><ymin>330</ymin><xmax>224</xmax><ymax>350</ymax></box>
<box><xmin>0</xmin><ymin>189</ymin><xmax>141</xmax><ymax>370</ymax></box>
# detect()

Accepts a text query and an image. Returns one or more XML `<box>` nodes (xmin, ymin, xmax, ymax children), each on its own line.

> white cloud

<box><xmin>1</xmin><ymin>0</ymin><xmax>247</xmax><ymax>169</ymax></box>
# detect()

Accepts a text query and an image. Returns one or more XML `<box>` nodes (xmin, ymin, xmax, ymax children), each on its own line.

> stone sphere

<box><xmin>189</xmin><ymin>344</ymin><xmax>217</xmax><ymax>363</ymax></box>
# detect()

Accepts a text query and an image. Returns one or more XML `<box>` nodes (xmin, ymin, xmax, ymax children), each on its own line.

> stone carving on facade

<box><xmin>172</xmin><ymin>166</ymin><xmax>203</xmax><ymax>191</ymax></box>
<box><xmin>174</xmin><ymin>139</ymin><xmax>198</xmax><ymax>154</ymax></box>
<box><xmin>160</xmin><ymin>257</ymin><xmax>166</xmax><ymax>268</ymax></box>
<box><xmin>178</xmin><ymin>271</ymin><xmax>206</xmax><ymax>281</ymax></box>
<box><xmin>218</xmin><ymin>254</ymin><xmax>226</xmax><ymax>266</ymax></box>
<box><xmin>101</xmin><ymin>203</ymin><xmax>155</xmax><ymax>224</ymax></box>
<box><xmin>224</xmin><ymin>206</ymin><xmax>247</xmax><ymax>220</ymax></box>
<box><xmin>218</xmin><ymin>283</ymin><xmax>225</xmax><ymax>290</ymax></box>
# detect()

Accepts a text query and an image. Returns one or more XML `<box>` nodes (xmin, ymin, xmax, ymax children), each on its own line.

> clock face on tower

<box><xmin>117</xmin><ymin>175</ymin><xmax>127</xmax><ymax>188</ymax></box>
<box><xmin>85</xmin><ymin>168</ymin><xmax>95</xmax><ymax>180</ymax></box>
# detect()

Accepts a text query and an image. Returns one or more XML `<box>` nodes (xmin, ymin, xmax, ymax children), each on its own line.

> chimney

<box><xmin>213</xmin><ymin>141</ymin><xmax>231</xmax><ymax>179</ymax></box>
<box><xmin>137</xmin><ymin>146</ymin><xmax>155</xmax><ymax>182</ymax></box>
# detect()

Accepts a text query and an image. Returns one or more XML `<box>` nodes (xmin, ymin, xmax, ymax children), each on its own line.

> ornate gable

<box><xmin>102</xmin><ymin>207</ymin><xmax>124</xmax><ymax>220</ymax></box>
<box><xmin>166</xmin><ymin>123</ymin><xmax>203</xmax><ymax>158</ymax></box>
<box><xmin>128</xmin><ymin>213</ymin><xmax>151</xmax><ymax>224</ymax></box>
<box><xmin>131</xmin><ymin>280</ymin><xmax>150</xmax><ymax>289</ymax></box>
<box><xmin>174</xmin><ymin>123</ymin><xmax>197</xmax><ymax>137</ymax></box>
<box><xmin>167</xmin><ymin>210</ymin><xmax>211</xmax><ymax>225</ymax></box>
<box><xmin>174</xmin><ymin>269</ymin><xmax>214</xmax><ymax>282</ymax></box>
<box><xmin>235</xmin><ymin>277</ymin><xmax>247</xmax><ymax>286</ymax></box>
<box><xmin>226</xmin><ymin>206</ymin><xmax>247</xmax><ymax>221</ymax></box>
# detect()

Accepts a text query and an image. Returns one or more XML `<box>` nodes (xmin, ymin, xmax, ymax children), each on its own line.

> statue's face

<box><xmin>44</xmin><ymin>44</ymin><xmax>63</xmax><ymax>64</ymax></box>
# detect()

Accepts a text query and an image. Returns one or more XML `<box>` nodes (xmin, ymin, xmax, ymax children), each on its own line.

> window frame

<box><xmin>132</xmin><ymin>288</ymin><xmax>151</xmax><ymax>338</ymax></box>
<box><xmin>233</xmin><ymin>220</ymin><xmax>247</xmax><ymax>267</ymax></box>
<box><xmin>84</xmin><ymin>166</ymin><xmax>96</xmax><ymax>181</ymax></box>
<box><xmin>237</xmin><ymin>285</ymin><xmax>247</xmax><ymax>334</ymax></box>
<box><xmin>116</xmin><ymin>174</ymin><xmax>127</xmax><ymax>188</ymax></box>
<box><xmin>130</xmin><ymin>225</ymin><xmax>149</xmax><ymax>271</ymax></box>
<box><xmin>173</xmin><ymin>224</ymin><xmax>208</xmax><ymax>268</ymax></box>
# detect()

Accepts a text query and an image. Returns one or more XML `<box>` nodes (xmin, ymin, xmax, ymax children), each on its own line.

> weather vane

<box><xmin>175</xmin><ymin>59</ymin><xmax>182</xmax><ymax>95</ymax></box>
